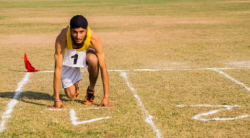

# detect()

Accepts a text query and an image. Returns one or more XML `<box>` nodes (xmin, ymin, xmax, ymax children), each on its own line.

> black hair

<box><xmin>70</xmin><ymin>15</ymin><xmax>88</xmax><ymax>29</ymax></box>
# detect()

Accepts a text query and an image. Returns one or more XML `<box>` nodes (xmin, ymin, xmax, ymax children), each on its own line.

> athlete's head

<box><xmin>70</xmin><ymin>15</ymin><xmax>88</xmax><ymax>46</ymax></box>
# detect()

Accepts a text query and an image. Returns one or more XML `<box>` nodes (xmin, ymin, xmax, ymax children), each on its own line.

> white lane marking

<box><xmin>210</xmin><ymin>68</ymin><xmax>250</xmax><ymax>92</ymax></box>
<box><xmin>0</xmin><ymin>73</ymin><xmax>30</xmax><ymax>132</ymax></box>
<box><xmin>69</xmin><ymin>109</ymin><xmax>110</xmax><ymax>125</ymax></box>
<box><xmin>38</xmin><ymin>67</ymin><xmax>250</xmax><ymax>73</ymax></box>
<box><xmin>47</xmin><ymin>107</ymin><xmax>108</xmax><ymax>111</ymax></box>
<box><xmin>38</xmin><ymin>71</ymin><xmax>54</xmax><ymax>73</ymax></box>
<box><xmin>177</xmin><ymin>104</ymin><xmax>249</xmax><ymax>121</ymax></box>
<box><xmin>120</xmin><ymin>71</ymin><xmax>162</xmax><ymax>138</ymax></box>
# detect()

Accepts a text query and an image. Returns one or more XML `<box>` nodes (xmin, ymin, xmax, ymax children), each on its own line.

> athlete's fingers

<box><xmin>47</xmin><ymin>101</ymin><xmax>64</xmax><ymax>109</ymax></box>
<box><xmin>105</xmin><ymin>104</ymin><xmax>115</xmax><ymax>107</ymax></box>
<box><xmin>99</xmin><ymin>102</ymin><xmax>115</xmax><ymax>107</ymax></box>
<box><xmin>99</xmin><ymin>102</ymin><xmax>103</xmax><ymax>107</ymax></box>
<box><xmin>47</xmin><ymin>105</ymin><xmax>64</xmax><ymax>109</ymax></box>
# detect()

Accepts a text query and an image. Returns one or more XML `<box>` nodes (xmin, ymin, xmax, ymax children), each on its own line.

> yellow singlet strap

<box><xmin>66</xmin><ymin>26</ymin><xmax>92</xmax><ymax>51</ymax></box>
<box><xmin>66</xmin><ymin>26</ymin><xmax>73</xmax><ymax>49</ymax></box>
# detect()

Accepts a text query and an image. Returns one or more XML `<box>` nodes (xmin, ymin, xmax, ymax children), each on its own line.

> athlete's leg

<box><xmin>61</xmin><ymin>66</ymin><xmax>82</xmax><ymax>100</ymax></box>
<box><xmin>64</xmin><ymin>82</ymin><xmax>80</xmax><ymax>100</ymax></box>
<box><xmin>86</xmin><ymin>49</ymin><xmax>99</xmax><ymax>90</ymax></box>
<box><xmin>83</xmin><ymin>49</ymin><xmax>99</xmax><ymax>105</ymax></box>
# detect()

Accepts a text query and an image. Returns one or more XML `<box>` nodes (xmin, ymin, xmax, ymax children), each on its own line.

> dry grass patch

<box><xmin>126</xmin><ymin>70</ymin><xmax>250</xmax><ymax>137</ymax></box>
<box><xmin>225</xmin><ymin>61</ymin><xmax>250</xmax><ymax>68</ymax></box>
<box><xmin>0</xmin><ymin>34</ymin><xmax>56</xmax><ymax>45</ymax></box>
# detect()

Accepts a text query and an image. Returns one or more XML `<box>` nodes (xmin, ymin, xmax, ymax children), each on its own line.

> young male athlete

<box><xmin>50</xmin><ymin>15</ymin><xmax>113</xmax><ymax>108</ymax></box>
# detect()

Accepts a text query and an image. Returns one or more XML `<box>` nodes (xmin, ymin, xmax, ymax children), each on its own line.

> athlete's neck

<box><xmin>71</xmin><ymin>35</ymin><xmax>85</xmax><ymax>49</ymax></box>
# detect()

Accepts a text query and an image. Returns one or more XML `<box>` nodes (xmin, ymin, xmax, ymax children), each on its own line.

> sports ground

<box><xmin>0</xmin><ymin>0</ymin><xmax>250</xmax><ymax>137</ymax></box>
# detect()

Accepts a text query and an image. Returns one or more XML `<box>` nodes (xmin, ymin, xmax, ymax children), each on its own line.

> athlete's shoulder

<box><xmin>90</xmin><ymin>29</ymin><xmax>101</xmax><ymax>43</ymax></box>
<box><xmin>56</xmin><ymin>27</ymin><xmax>68</xmax><ymax>43</ymax></box>
<box><xmin>89</xmin><ymin>29</ymin><xmax>103</xmax><ymax>51</ymax></box>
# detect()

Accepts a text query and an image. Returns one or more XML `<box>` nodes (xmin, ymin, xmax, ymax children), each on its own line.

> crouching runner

<box><xmin>49</xmin><ymin>15</ymin><xmax>114</xmax><ymax>109</ymax></box>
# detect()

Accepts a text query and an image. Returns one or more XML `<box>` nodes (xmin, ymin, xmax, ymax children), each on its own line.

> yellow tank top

<box><xmin>63</xmin><ymin>26</ymin><xmax>91</xmax><ymax>55</ymax></box>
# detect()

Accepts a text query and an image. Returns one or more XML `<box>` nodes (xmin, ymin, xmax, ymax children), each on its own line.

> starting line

<box><xmin>0</xmin><ymin>67</ymin><xmax>250</xmax><ymax>137</ymax></box>
<box><xmin>47</xmin><ymin>107</ymin><xmax>108</xmax><ymax>111</ymax></box>
<box><xmin>38</xmin><ymin>67</ymin><xmax>250</xmax><ymax>73</ymax></box>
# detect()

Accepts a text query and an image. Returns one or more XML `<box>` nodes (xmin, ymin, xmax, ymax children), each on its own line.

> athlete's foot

<box><xmin>83</xmin><ymin>87</ymin><xmax>95</xmax><ymax>105</ymax></box>
<box><xmin>71</xmin><ymin>82</ymin><xmax>80</xmax><ymax>100</ymax></box>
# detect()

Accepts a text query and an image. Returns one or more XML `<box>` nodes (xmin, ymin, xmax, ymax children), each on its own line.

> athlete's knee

<box><xmin>87</xmin><ymin>54</ymin><xmax>98</xmax><ymax>68</ymax></box>
<box><xmin>64</xmin><ymin>88</ymin><xmax>75</xmax><ymax>99</ymax></box>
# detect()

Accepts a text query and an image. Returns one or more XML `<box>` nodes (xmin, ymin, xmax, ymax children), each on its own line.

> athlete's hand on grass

<box><xmin>99</xmin><ymin>98</ymin><xmax>115</xmax><ymax>107</ymax></box>
<box><xmin>48</xmin><ymin>100</ymin><xmax>64</xmax><ymax>109</ymax></box>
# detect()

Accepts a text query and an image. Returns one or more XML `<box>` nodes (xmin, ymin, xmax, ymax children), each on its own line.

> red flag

<box><xmin>24</xmin><ymin>53</ymin><xmax>39</xmax><ymax>72</ymax></box>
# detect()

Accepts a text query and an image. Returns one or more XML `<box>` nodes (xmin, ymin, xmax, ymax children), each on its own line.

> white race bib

<box><xmin>63</xmin><ymin>49</ymin><xmax>87</xmax><ymax>67</ymax></box>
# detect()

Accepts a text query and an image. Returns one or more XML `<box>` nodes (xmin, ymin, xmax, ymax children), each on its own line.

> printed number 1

<box><xmin>71</xmin><ymin>54</ymin><xmax>78</xmax><ymax>64</ymax></box>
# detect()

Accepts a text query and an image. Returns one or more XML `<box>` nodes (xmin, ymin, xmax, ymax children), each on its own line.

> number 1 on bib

<box><xmin>71</xmin><ymin>54</ymin><xmax>78</xmax><ymax>64</ymax></box>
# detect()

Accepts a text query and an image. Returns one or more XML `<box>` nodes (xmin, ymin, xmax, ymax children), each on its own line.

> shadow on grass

<box><xmin>0</xmin><ymin>91</ymin><xmax>84</xmax><ymax>106</ymax></box>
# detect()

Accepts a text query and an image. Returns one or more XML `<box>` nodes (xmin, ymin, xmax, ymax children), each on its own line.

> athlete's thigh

<box><xmin>61</xmin><ymin>66</ymin><xmax>82</xmax><ymax>88</ymax></box>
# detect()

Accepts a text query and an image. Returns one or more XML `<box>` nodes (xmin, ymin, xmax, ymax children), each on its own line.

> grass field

<box><xmin>1</xmin><ymin>0</ymin><xmax>250</xmax><ymax>137</ymax></box>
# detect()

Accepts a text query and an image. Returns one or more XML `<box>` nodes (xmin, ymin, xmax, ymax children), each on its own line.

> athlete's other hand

<box><xmin>48</xmin><ymin>100</ymin><xmax>64</xmax><ymax>109</ymax></box>
<box><xmin>99</xmin><ymin>98</ymin><xmax>115</xmax><ymax>107</ymax></box>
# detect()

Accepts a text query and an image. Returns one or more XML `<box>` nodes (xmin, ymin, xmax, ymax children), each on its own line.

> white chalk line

<box><xmin>47</xmin><ymin>107</ymin><xmax>108</xmax><ymax>111</ymax></box>
<box><xmin>38</xmin><ymin>67</ymin><xmax>250</xmax><ymax>73</ymax></box>
<box><xmin>70</xmin><ymin>109</ymin><xmax>110</xmax><ymax>125</ymax></box>
<box><xmin>177</xmin><ymin>104</ymin><xmax>249</xmax><ymax>121</ymax></box>
<box><xmin>0</xmin><ymin>73</ymin><xmax>30</xmax><ymax>133</ymax></box>
<box><xmin>210</xmin><ymin>68</ymin><xmax>250</xmax><ymax>92</ymax></box>
<box><xmin>120</xmin><ymin>71</ymin><xmax>162</xmax><ymax>138</ymax></box>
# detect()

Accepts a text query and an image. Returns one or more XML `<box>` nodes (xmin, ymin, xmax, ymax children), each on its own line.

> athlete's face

<box><xmin>71</xmin><ymin>28</ymin><xmax>87</xmax><ymax>44</ymax></box>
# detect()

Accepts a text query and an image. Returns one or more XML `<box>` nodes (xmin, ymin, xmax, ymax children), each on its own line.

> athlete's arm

<box><xmin>90</xmin><ymin>31</ymin><xmax>113</xmax><ymax>107</ymax></box>
<box><xmin>51</xmin><ymin>29</ymin><xmax>67</xmax><ymax>108</ymax></box>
